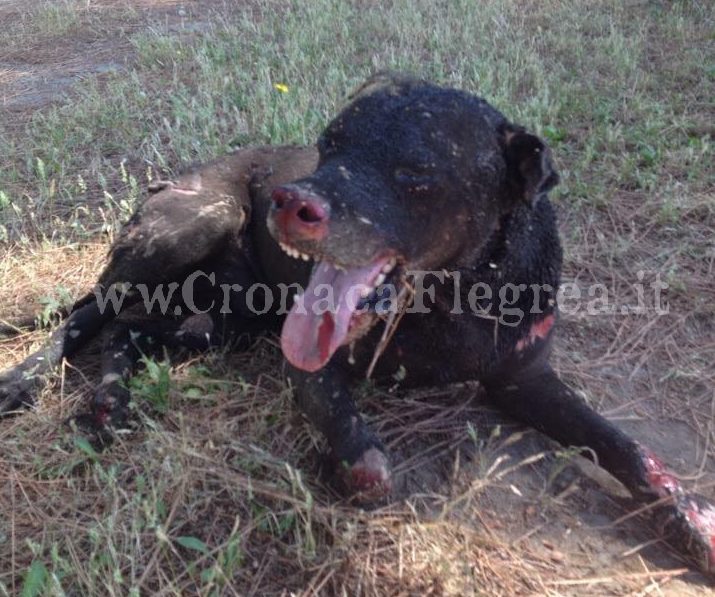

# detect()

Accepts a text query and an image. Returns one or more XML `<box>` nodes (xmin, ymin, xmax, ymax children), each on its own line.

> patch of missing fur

<box><xmin>181</xmin><ymin>313</ymin><xmax>214</xmax><ymax>337</ymax></box>
<box><xmin>176</xmin><ymin>172</ymin><xmax>202</xmax><ymax>195</ymax></box>
<box><xmin>147</xmin><ymin>180</ymin><xmax>175</xmax><ymax>194</ymax></box>
<box><xmin>101</xmin><ymin>373</ymin><xmax>122</xmax><ymax>384</ymax></box>
<box><xmin>197</xmin><ymin>200</ymin><xmax>231</xmax><ymax>217</ymax></box>
<box><xmin>515</xmin><ymin>314</ymin><xmax>555</xmax><ymax>352</ymax></box>
<box><xmin>149</xmin><ymin>173</ymin><xmax>203</xmax><ymax>196</ymax></box>
<box><xmin>173</xmin><ymin>187</ymin><xmax>200</xmax><ymax>196</ymax></box>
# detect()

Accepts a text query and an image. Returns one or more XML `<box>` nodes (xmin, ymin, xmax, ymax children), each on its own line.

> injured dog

<box><xmin>1</xmin><ymin>73</ymin><xmax>713</xmax><ymax>577</ymax></box>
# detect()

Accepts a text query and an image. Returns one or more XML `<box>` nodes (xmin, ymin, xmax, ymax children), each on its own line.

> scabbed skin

<box><xmin>0</xmin><ymin>73</ymin><xmax>712</xmax><ymax>579</ymax></box>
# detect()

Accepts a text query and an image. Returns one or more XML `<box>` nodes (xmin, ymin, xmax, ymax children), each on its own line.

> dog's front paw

<box><xmin>659</xmin><ymin>493</ymin><xmax>715</xmax><ymax>576</ymax></box>
<box><xmin>0</xmin><ymin>369</ymin><xmax>38</xmax><ymax>414</ymax></box>
<box><xmin>338</xmin><ymin>447</ymin><xmax>392</xmax><ymax>503</ymax></box>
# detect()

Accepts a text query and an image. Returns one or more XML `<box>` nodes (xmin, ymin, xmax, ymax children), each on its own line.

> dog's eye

<box><xmin>394</xmin><ymin>167</ymin><xmax>435</xmax><ymax>190</ymax></box>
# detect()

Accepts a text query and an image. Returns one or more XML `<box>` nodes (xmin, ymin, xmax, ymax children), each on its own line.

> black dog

<box><xmin>1</xmin><ymin>73</ymin><xmax>713</xmax><ymax>576</ymax></box>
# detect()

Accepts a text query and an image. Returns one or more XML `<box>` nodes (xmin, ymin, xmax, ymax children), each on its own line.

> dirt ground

<box><xmin>1</xmin><ymin>1</ymin><xmax>713</xmax><ymax>595</ymax></box>
<box><xmin>1</xmin><ymin>0</ymin><xmax>198</xmax><ymax>119</ymax></box>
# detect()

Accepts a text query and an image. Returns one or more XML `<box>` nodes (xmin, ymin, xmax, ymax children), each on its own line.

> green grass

<box><xmin>1</xmin><ymin>0</ymin><xmax>714</xmax><ymax>594</ymax></box>
<box><xmin>2</xmin><ymin>0</ymin><xmax>710</xmax><ymax>243</ymax></box>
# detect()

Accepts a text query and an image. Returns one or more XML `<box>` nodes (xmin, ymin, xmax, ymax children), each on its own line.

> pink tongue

<box><xmin>281</xmin><ymin>259</ymin><xmax>387</xmax><ymax>371</ymax></box>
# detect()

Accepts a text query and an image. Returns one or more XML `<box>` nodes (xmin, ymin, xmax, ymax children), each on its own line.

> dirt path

<box><xmin>1</xmin><ymin>0</ymin><xmax>203</xmax><ymax>123</ymax></box>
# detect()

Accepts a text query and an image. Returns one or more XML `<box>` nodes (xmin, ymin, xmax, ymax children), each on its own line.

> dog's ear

<box><xmin>501</xmin><ymin>124</ymin><xmax>559</xmax><ymax>207</ymax></box>
<box><xmin>346</xmin><ymin>71</ymin><xmax>421</xmax><ymax>103</ymax></box>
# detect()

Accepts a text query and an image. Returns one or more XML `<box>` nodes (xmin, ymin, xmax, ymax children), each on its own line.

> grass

<box><xmin>0</xmin><ymin>0</ymin><xmax>714</xmax><ymax>594</ymax></box>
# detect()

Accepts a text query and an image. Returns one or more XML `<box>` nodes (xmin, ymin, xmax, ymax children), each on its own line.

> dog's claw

<box><xmin>339</xmin><ymin>447</ymin><xmax>392</xmax><ymax>502</ymax></box>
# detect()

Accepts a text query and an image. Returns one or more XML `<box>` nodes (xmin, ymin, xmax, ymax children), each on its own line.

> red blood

<box><xmin>681</xmin><ymin>497</ymin><xmax>715</xmax><ymax>570</ymax></box>
<box><xmin>345</xmin><ymin>447</ymin><xmax>392</xmax><ymax>498</ymax></box>
<box><xmin>639</xmin><ymin>445</ymin><xmax>715</xmax><ymax>572</ymax></box>
<box><xmin>639</xmin><ymin>446</ymin><xmax>683</xmax><ymax>497</ymax></box>
<box><xmin>94</xmin><ymin>408</ymin><xmax>110</xmax><ymax>427</ymax></box>
<box><xmin>515</xmin><ymin>313</ymin><xmax>555</xmax><ymax>352</ymax></box>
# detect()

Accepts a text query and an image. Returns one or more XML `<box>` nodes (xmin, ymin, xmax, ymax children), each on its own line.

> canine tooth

<box><xmin>381</xmin><ymin>263</ymin><xmax>393</xmax><ymax>273</ymax></box>
<box><xmin>375</xmin><ymin>273</ymin><xmax>385</xmax><ymax>286</ymax></box>
<box><xmin>301</xmin><ymin>253</ymin><xmax>310</xmax><ymax>261</ymax></box>
<box><xmin>360</xmin><ymin>286</ymin><xmax>371</xmax><ymax>298</ymax></box>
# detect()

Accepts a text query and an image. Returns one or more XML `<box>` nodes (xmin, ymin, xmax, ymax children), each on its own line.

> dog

<box><xmin>1</xmin><ymin>73</ymin><xmax>713</xmax><ymax>576</ymax></box>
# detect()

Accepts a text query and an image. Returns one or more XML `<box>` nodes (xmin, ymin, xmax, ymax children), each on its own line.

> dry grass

<box><xmin>1</xmin><ymin>0</ymin><xmax>714</xmax><ymax>594</ymax></box>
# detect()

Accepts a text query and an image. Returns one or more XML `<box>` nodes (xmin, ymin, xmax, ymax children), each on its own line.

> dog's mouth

<box><xmin>277</xmin><ymin>242</ymin><xmax>403</xmax><ymax>372</ymax></box>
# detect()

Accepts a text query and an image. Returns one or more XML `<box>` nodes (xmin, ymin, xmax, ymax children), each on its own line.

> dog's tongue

<box><xmin>281</xmin><ymin>259</ymin><xmax>386</xmax><ymax>372</ymax></box>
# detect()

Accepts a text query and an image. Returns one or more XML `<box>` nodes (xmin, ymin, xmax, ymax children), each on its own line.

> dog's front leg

<box><xmin>286</xmin><ymin>362</ymin><xmax>391</xmax><ymax>500</ymax></box>
<box><xmin>483</xmin><ymin>364</ymin><xmax>715</xmax><ymax>576</ymax></box>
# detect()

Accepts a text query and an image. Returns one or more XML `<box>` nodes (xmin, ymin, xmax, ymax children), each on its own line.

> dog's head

<box><xmin>269</xmin><ymin>73</ymin><xmax>559</xmax><ymax>371</ymax></box>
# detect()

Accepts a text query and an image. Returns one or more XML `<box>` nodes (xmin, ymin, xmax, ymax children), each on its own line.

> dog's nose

<box><xmin>271</xmin><ymin>186</ymin><xmax>329</xmax><ymax>242</ymax></box>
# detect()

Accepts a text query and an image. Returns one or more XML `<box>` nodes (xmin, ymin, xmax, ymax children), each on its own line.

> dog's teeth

<box><xmin>381</xmin><ymin>263</ymin><xmax>393</xmax><ymax>274</ymax></box>
<box><xmin>300</xmin><ymin>253</ymin><xmax>310</xmax><ymax>261</ymax></box>
<box><xmin>375</xmin><ymin>273</ymin><xmax>385</xmax><ymax>286</ymax></box>
<box><xmin>360</xmin><ymin>286</ymin><xmax>371</xmax><ymax>298</ymax></box>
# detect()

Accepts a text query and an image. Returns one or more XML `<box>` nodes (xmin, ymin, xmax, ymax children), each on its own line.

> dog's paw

<box><xmin>65</xmin><ymin>413</ymin><xmax>117</xmax><ymax>451</ymax></box>
<box><xmin>92</xmin><ymin>383</ymin><xmax>132</xmax><ymax>428</ymax></box>
<box><xmin>64</xmin><ymin>384</ymin><xmax>133</xmax><ymax>450</ymax></box>
<box><xmin>0</xmin><ymin>369</ymin><xmax>38</xmax><ymax>414</ymax></box>
<box><xmin>659</xmin><ymin>493</ymin><xmax>715</xmax><ymax>576</ymax></box>
<box><xmin>338</xmin><ymin>447</ymin><xmax>392</xmax><ymax>503</ymax></box>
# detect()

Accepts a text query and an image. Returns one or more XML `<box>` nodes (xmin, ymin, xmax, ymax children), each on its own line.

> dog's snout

<box><xmin>271</xmin><ymin>186</ymin><xmax>329</xmax><ymax>242</ymax></box>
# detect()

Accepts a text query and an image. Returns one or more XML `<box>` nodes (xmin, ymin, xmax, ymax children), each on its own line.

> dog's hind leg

<box><xmin>73</xmin><ymin>312</ymin><xmax>245</xmax><ymax>435</ymax></box>
<box><xmin>0</xmin><ymin>150</ymin><xmax>259</xmax><ymax>414</ymax></box>
<box><xmin>0</xmin><ymin>296</ymin><xmax>122</xmax><ymax>413</ymax></box>
<box><xmin>483</xmin><ymin>364</ymin><xmax>715</xmax><ymax>576</ymax></box>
